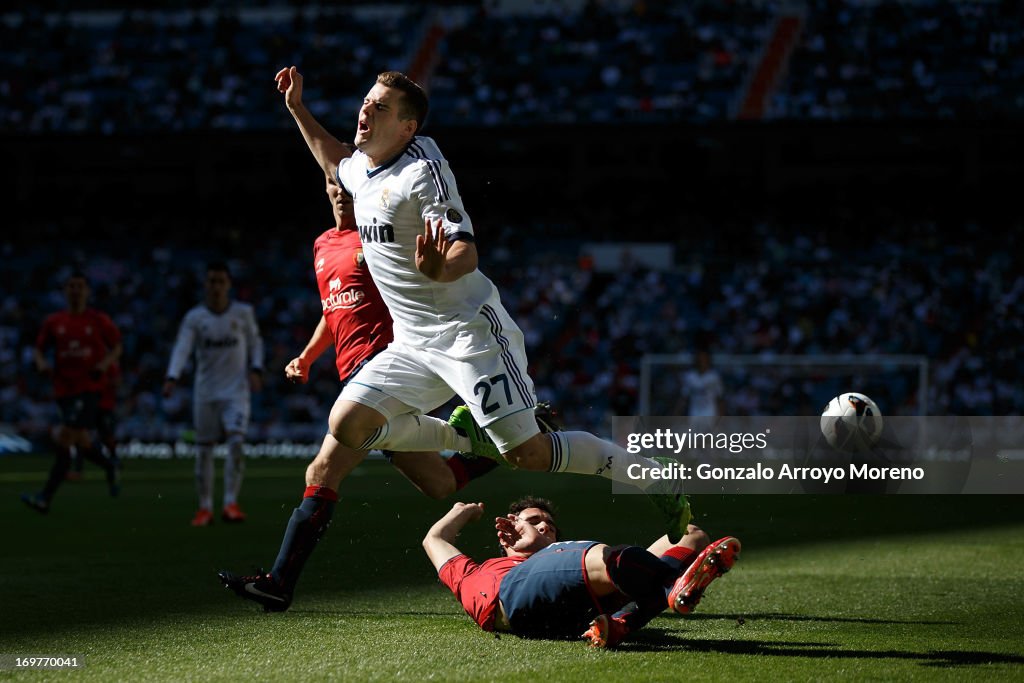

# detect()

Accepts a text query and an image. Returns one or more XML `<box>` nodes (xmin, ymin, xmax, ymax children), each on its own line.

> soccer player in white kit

<box><xmin>678</xmin><ymin>350</ymin><xmax>725</xmax><ymax>420</ymax></box>
<box><xmin>273</xmin><ymin>67</ymin><xmax>688</xmax><ymax>539</ymax></box>
<box><xmin>214</xmin><ymin>67</ymin><xmax>690</xmax><ymax>614</ymax></box>
<box><xmin>164</xmin><ymin>263</ymin><xmax>264</xmax><ymax>527</ymax></box>
<box><xmin>212</xmin><ymin>66</ymin><xmax>692</xmax><ymax>614</ymax></box>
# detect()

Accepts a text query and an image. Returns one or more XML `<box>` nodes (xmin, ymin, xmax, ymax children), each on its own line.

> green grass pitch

<box><xmin>2</xmin><ymin>454</ymin><xmax>1023</xmax><ymax>682</ymax></box>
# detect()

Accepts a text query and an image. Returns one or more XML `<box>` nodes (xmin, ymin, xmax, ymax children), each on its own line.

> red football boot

<box><xmin>668</xmin><ymin>536</ymin><xmax>741</xmax><ymax>615</ymax></box>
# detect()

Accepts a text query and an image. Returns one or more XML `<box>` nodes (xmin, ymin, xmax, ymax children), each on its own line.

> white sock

<box><xmin>359</xmin><ymin>414</ymin><xmax>469</xmax><ymax>452</ymax></box>
<box><xmin>548</xmin><ymin>431</ymin><xmax>662</xmax><ymax>490</ymax></box>
<box><xmin>195</xmin><ymin>445</ymin><xmax>214</xmax><ymax>511</ymax></box>
<box><xmin>223</xmin><ymin>436</ymin><xmax>245</xmax><ymax>507</ymax></box>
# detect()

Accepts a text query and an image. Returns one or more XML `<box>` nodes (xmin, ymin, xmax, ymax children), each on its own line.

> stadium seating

<box><xmin>4</xmin><ymin>213</ymin><xmax>1019</xmax><ymax>443</ymax></box>
<box><xmin>3</xmin><ymin>1</ymin><xmax>1020</xmax><ymax>132</ymax></box>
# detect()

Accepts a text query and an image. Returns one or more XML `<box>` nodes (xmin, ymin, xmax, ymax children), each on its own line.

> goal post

<box><xmin>639</xmin><ymin>353</ymin><xmax>929</xmax><ymax>417</ymax></box>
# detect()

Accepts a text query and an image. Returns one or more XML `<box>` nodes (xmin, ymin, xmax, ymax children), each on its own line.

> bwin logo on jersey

<box><xmin>329</xmin><ymin>278</ymin><xmax>342</xmax><ymax>292</ymax></box>
<box><xmin>203</xmin><ymin>336</ymin><xmax>239</xmax><ymax>349</ymax></box>
<box><xmin>358</xmin><ymin>221</ymin><xmax>395</xmax><ymax>244</ymax></box>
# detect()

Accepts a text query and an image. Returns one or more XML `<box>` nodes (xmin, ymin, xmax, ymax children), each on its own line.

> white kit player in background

<box><xmin>677</xmin><ymin>350</ymin><xmax>725</xmax><ymax>423</ymax></box>
<box><xmin>271</xmin><ymin>66</ymin><xmax>691</xmax><ymax>541</ymax></box>
<box><xmin>163</xmin><ymin>262</ymin><xmax>264</xmax><ymax>527</ymax></box>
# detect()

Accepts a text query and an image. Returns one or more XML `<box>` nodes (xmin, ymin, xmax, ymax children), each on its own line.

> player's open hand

<box><xmin>415</xmin><ymin>217</ymin><xmax>450</xmax><ymax>281</ymax></box>
<box><xmin>285</xmin><ymin>357</ymin><xmax>309</xmax><ymax>384</ymax></box>
<box><xmin>274</xmin><ymin>66</ymin><xmax>304</xmax><ymax>110</ymax></box>
<box><xmin>495</xmin><ymin>514</ymin><xmax>520</xmax><ymax>546</ymax></box>
<box><xmin>496</xmin><ymin>513</ymin><xmax>542</xmax><ymax>553</ymax></box>
<box><xmin>451</xmin><ymin>501</ymin><xmax>484</xmax><ymax>522</ymax></box>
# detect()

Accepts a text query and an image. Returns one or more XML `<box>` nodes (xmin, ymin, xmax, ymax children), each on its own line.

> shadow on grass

<box><xmin>678</xmin><ymin>611</ymin><xmax>955</xmax><ymax>626</ymax></box>
<box><xmin>622</xmin><ymin>631</ymin><xmax>1024</xmax><ymax>667</ymax></box>
<box><xmin>298</xmin><ymin>608</ymin><xmax>955</xmax><ymax>627</ymax></box>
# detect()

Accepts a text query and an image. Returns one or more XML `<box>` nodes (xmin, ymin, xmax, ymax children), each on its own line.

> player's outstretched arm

<box><xmin>415</xmin><ymin>218</ymin><xmax>478</xmax><ymax>282</ymax></box>
<box><xmin>285</xmin><ymin>316</ymin><xmax>334</xmax><ymax>384</ymax></box>
<box><xmin>275</xmin><ymin>66</ymin><xmax>353</xmax><ymax>181</ymax></box>
<box><xmin>423</xmin><ymin>502</ymin><xmax>484</xmax><ymax>571</ymax></box>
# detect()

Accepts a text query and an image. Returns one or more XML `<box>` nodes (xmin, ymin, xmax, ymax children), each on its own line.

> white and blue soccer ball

<box><xmin>820</xmin><ymin>392</ymin><xmax>884</xmax><ymax>452</ymax></box>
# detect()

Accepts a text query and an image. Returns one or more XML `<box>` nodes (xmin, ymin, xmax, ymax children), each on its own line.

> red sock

<box><xmin>445</xmin><ymin>453</ymin><xmax>498</xmax><ymax>491</ymax></box>
<box><xmin>304</xmin><ymin>485</ymin><xmax>338</xmax><ymax>501</ymax></box>
<box><xmin>660</xmin><ymin>546</ymin><xmax>699</xmax><ymax>574</ymax></box>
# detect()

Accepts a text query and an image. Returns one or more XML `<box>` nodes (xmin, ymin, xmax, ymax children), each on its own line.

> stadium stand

<box><xmin>3</xmin><ymin>1</ymin><xmax>1022</xmax><ymax>131</ymax></box>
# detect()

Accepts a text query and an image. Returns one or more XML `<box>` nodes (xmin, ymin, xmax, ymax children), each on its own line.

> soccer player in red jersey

<box><xmin>423</xmin><ymin>497</ymin><xmax>741</xmax><ymax>648</ymax></box>
<box><xmin>22</xmin><ymin>272</ymin><xmax>123</xmax><ymax>513</ymax></box>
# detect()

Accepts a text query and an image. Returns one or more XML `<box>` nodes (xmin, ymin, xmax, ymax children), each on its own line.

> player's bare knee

<box><xmin>329</xmin><ymin>401</ymin><xmax>384</xmax><ymax>450</ymax></box>
<box><xmin>502</xmin><ymin>435</ymin><xmax>551</xmax><ymax>471</ymax></box>
<box><xmin>304</xmin><ymin>460</ymin><xmax>325</xmax><ymax>487</ymax></box>
<box><xmin>328</xmin><ymin>427</ymin><xmax>358</xmax><ymax>450</ymax></box>
<box><xmin>328</xmin><ymin>414</ymin><xmax>373</xmax><ymax>450</ymax></box>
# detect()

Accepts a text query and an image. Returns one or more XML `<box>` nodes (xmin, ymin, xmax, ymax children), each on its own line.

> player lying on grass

<box><xmin>422</xmin><ymin>496</ymin><xmax>741</xmax><ymax>648</ymax></box>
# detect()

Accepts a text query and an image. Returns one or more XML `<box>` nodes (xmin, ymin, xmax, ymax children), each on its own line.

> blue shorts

<box><xmin>498</xmin><ymin>541</ymin><xmax>602</xmax><ymax>639</ymax></box>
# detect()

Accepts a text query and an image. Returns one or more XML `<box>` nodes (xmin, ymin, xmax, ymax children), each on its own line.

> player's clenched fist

<box><xmin>285</xmin><ymin>356</ymin><xmax>309</xmax><ymax>384</ymax></box>
<box><xmin>274</xmin><ymin>66</ymin><xmax>304</xmax><ymax>110</ymax></box>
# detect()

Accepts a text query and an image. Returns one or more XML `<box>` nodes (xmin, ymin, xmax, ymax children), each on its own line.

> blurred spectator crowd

<box><xmin>3</xmin><ymin>211</ymin><xmax>1020</xmax><ymax>443</ymax></box>
<box><xmin>3</xmin><ymin>0</ymin><xmax>1023</xmax><ymax>133</ymax></box>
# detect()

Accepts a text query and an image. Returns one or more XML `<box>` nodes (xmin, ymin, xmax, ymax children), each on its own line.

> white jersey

<box><xmin>166</xmin><ymin>301</ymin><xmax>264</xmax><ymax>402</ymax></box>
<box><xmin>336</xmin><ymin>136</ymin><xmax>499</xmax><ymax>347</ymax></box>
<box><xmin>682</xmin><ymin>369</ymin><xmax>724</xmax><ymax>417</ymax></box>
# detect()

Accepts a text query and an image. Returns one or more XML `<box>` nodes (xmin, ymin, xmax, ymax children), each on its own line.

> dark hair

<box><xmin>508</xmin><ymin>495</ymin><xmax>557</xmax><ymax>520</ymax></box>
<box><xmin>206</xmin><ymin>261</ymin><xmax>231</xmax><ymax>279</ymax></box>
<box><xmin>376</xmin><ymin>71</ymin><xmax>428</xmax><ymax>130</ymax></box>
<box><xmin>66</xmin><ymin>270</ymin><xmax>88</xmax><ymax>284</ymax></box>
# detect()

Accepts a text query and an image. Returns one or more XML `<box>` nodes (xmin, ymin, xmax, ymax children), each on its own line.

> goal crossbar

<box><xmin>639</xmin><ymin>353</ymin><xmax>929</xmax><ymax>416</ymax></box>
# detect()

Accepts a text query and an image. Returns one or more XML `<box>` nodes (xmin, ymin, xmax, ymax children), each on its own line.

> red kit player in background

<box><xmin>22</xmin><ymin>272</ymin><xmax>123</xmax><ymax>514</ymax></box>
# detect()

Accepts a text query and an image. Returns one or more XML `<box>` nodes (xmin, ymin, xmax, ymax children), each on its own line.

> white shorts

<box><xmin>339</xmin><ymin>303</ymin><xmax>539</xmax><ymax>452</ymax></box>
<box><xmin>194</xmin><ymin>397</ymin><xmax>250</xmax><ymax>444</ymax></box>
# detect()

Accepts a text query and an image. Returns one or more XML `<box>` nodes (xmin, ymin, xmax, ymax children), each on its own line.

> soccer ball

<box><xmin>820</xmin><ymin>392</ymin><xmax>884</xmax><ymax>452</ymax></box>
